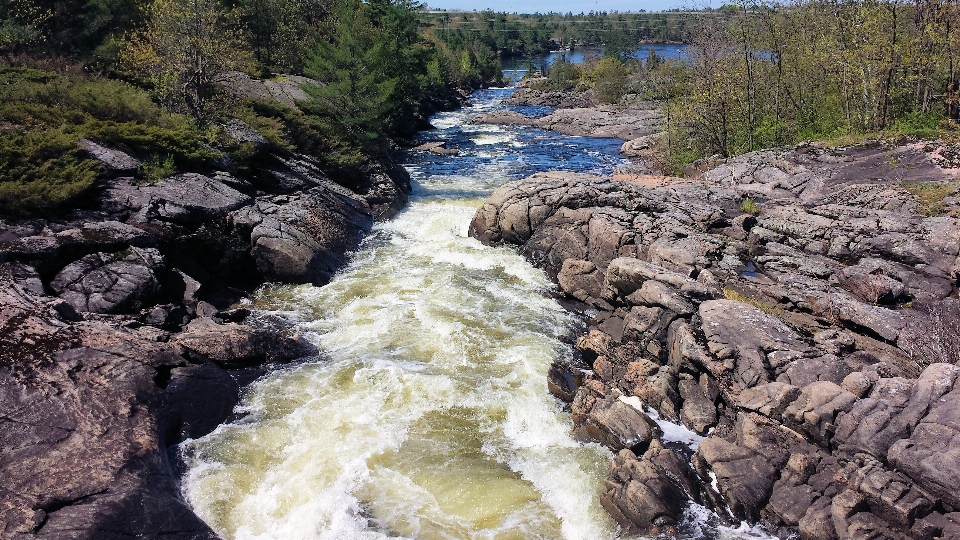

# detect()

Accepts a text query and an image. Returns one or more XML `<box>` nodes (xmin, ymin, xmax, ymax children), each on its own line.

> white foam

<box><xmin>618</xmin><ymin>395</ymin><xmax>706</xmax><ymax>450</ymax></box>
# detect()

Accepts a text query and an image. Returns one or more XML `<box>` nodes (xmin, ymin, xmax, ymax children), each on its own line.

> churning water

<box><xmin>181</xmin><ymin>88</ymin><xmax>775</xmax><ymax>540</ymax></box>
<box><xmin>180</xmin><ymin>89</ymin><xmax>626</xmax><ymax>540</ymax></box>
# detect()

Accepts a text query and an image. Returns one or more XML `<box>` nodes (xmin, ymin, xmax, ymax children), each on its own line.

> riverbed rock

<box><xmin>233</xmin><ymin>186</ymin><xmax>372</xmax><ymax>285</ymax></box>
<box><xmin>469</xmin><ymin>137</ymin><xmax>960</xmax><ymax>538</ymax></box>
<box><xmin>601</xmin><ymin>441</ymin><xmax>702</xmax><ymax>535</ymax></box>
<box><xmin>573</xmin><ymin>392</ymin><xmax>661</xmax><ymax>452</ymax></box>
<box><xmin>173</xmin><ymin>316</ymin><xmax>317</xmax><ymax>367</ymax></box>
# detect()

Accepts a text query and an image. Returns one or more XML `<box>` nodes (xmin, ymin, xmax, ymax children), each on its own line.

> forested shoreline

<box><xmin>0</xmin><ymin>0</ymin><xmax>503</xmax><ymax>216</ymax></box>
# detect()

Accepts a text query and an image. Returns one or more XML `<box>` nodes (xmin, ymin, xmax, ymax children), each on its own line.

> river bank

<box><xmin>469</xmin><ymin>136</ymin><xmax>960</xmax><ymax>538</ymax></box>
<box><xmin>0</xmin><ymin>73</ymin><xmax>456</xmax><ymax>537</ymax></box>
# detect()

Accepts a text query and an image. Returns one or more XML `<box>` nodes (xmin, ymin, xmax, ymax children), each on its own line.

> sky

<box><xmin>424</xmin><ymin>0</ymin><xmax>702</xmax><ymax>14</ymax></box>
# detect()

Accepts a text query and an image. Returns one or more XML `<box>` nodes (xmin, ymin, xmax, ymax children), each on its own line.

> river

<box><xmin>180</xmin><ymin>87</ymin><xmax>771</xmax><ymax>540</ymax></box>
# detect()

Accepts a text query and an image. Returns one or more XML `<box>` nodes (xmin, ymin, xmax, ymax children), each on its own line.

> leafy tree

<box><xmin>121</xmin><ymin>0</ymin><xmax>246</xmax><ymax>119</ymax></box>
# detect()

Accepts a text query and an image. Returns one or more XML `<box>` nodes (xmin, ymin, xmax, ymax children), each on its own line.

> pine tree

<box><xmin>302</xmin><ymin>0</ymin><xmax>398</xmax><ymax>149</ymax></box>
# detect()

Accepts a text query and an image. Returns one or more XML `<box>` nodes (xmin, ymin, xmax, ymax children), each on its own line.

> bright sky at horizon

<box><xmin>424</xmin><ymin>0</ymin><xmax>709</xmax><ymax>14</ymax></box>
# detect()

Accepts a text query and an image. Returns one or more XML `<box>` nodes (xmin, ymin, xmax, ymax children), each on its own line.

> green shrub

<box><xmin>0</xmin><ymin>129</ymin><xmax>101</xmax><ymax>214</ymax></box>
<box><xmin>740</xmin><ymin>197</ymin><xmax>761</xmax><ymax>215</ymax></box>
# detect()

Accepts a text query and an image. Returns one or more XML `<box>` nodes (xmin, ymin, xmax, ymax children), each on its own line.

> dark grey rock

<box><xmin>50</xmin><ymin>247</ymin><xmax>166</xmax><ymax>314</ymax></box>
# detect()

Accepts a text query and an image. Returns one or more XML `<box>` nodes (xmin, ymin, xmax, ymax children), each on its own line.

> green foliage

<box><xmin>0</xmin><ymin>128</ymin><xmax>100</xmax><ymax>214</ymax></box>
<box><xmin>121</xmin><ymin>0</ymin><xmax>247</xmax><ymax>120</ymax></box>
<box><xmin>739</xmin><ymin>197</ymin><xmax>761</xmax><ymax>214</ymax></box>
<box><xmin>588</xmin><ymin>56</ymin><xmax>628</xmax><ymax>104</ymax></box>
<box><xmin>0</xmin><ymin>67</ymin><xmax>218</xmax><ymax>214</ymax></box>
<box><xmin>902</xmin><ymin>181</ymin><xmax>960</xmax><ymax>217</ymax></box>
<box><xmin>139</xmin><ymin>153</ymin><xmax>175</xmax><ymax>184</ymax></box>
<box><xmin>302</xmin><ymin>0</ymin><xmax>398</xmax><ymax>150</ymax></box>
<box><xmin>657</xmin><ymin>0</ymin><xmax>960</xmax><ymax>170</ymax></box>
<box><xmin>529</xmin><ymin>61</ymin><xmax>581</xmax><ymax>91</ymax></box>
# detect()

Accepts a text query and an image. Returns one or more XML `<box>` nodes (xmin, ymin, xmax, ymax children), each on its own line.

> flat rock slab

<box><xmin>78</xmin><ymin>139</ymin><xmax>141</xmax><ymax>173</ymax></box>
<box><xmin>103</xmin><ymin>173</ymin><xmax>253</xmax><ymax>225</ymax></box>
<box><xmin>472</xmin><ymin>106</ymin><xmax>664</xmax><ymax>140</ymax></box>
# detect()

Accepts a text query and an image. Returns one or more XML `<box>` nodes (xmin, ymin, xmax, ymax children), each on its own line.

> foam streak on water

<box><xmin>181</xmin><ymin>89</ymin><xmax>624</xmax><ymax>540</ymax></box>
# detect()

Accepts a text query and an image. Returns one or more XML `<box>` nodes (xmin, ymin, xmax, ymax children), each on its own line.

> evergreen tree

<box><xmin>302</xmin><ymin>0</ymin><xmax>397</xmax><ymax>150</ymax></box>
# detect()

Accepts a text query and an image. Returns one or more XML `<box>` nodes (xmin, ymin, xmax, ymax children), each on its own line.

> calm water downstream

<box><xmin>181</xmin><ymin>87</ymin><xmax>772</xmax><ymax>540</ymax></box>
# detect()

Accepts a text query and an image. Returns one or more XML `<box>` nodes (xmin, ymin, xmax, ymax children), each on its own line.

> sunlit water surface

<box><xmin>181</xmin><ymin>88</ymin><xmax>776</xmax><ymax>540</ymax></box>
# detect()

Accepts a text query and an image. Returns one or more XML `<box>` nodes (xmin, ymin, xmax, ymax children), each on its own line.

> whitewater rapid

<box><xmin>180</xmin><ymin>88</ymin><xmax>777</xmax><ymax>540</ymax></box>
<box><xmin>181</xmin><ymin>90</ymin><xmax>622</xmax><ymax>540</ymax></box>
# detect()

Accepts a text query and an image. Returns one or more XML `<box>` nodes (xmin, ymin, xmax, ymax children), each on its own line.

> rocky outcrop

<box><xmin>504</xmin><ymin>77</ymin><xmax>598</xmax><ymax>109</ymax></box>
<box><xmin>0</xmin><ymin>265</ymin><xmax>315</xmax><ymax>540</ymax></box>
<box><xmin>472</xmin><ymin>105</ymin><xmax>663</xmax><ymax>141</ymax></box>
<box><xmin>0</xmin><ymin>118</ymin><xmax>406</xmax><ymax>538</ymax></box>
<box><xmin>230</xmin><ymin>187</ymin><xmax>372</xmax><ymax>285</ymax></box>
<box><xmin>471</xmin><ymin>140</ymin><xmax>960</xmax><ymax>538</ymax></box>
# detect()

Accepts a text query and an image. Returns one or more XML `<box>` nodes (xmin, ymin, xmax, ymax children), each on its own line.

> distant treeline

<box><xmin>526</xmin><ymin>0</ymin><xmax>953</xmax><ymax>171</ymax></box>
<box><xmin>419</xmin><ymin>10</ymin><xmax>704</xmax><ymax>58</ymax></box>
<box><xmin>665</xmin><ymin>0</ymin><xmax>960</xmax><ymax>163</ymax></box>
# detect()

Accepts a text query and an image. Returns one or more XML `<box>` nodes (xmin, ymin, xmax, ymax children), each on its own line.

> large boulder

<box><xmin>232</xmin><ymin>187</ymin><xmax>372</xmax><ymax>285</ymax></box>
<box><xmin>573</xmin><ymin>392</ymin><xmax>661</xmax><ymax>451</ymax></box>
<box><xmin>173</xmin><ymin>317</ymin><xmax>317</xmax><ymax>367</ymax></box>
<box><xmin>50</xmin><ymin>247</ymin><xmax>166</xmax><ymax>314</ymax></box>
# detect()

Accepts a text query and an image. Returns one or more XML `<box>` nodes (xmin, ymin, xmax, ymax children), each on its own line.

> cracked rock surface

<box><xmin>471</xmin><ymin>140</ymin><xmax>960</xmax><ymax>539</ymax></box>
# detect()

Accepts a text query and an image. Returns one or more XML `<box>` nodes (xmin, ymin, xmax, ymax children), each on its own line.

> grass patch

<box><xmin>740</xmin><ymin>197</ymin><xmax>761</xmax><ymax>215</ymax></box>
<box><xmin>0</xmin><ymin>129</ymin><xmax>101</xmax><ymax>215</ymax></box>
<box><xmin>901</xmin><ymin>181</ymin><xmax>960</xmax><ymax>217</ymax></box>
<box><xmin>723</xmin><ymin>287</ymin><xmax>784</xmax><ymax>317</ymax></box>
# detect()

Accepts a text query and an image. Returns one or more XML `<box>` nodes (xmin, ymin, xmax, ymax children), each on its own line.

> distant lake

<box><xmin>501</xmin><ymin>44</ymin><xmax>688</xmax><ymax>82</ymax></box>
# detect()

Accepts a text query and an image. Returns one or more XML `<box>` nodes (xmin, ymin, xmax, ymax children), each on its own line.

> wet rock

<box><xmin>50</xmin><ymin>247</ymin><xmax>166</xmax><ymax>314</ymax></box>
<box><xmin>173</xmin><ymin>317</ymin><xmax>317</xmax><ymax>367</ymax></box>
<box><xmin>601</xmin><ymin>441</ymin><xmax>701</xmax><ymax>536</ymax></box>
<box><xmin>574</xmin><ymin>391</ymin><xmax>661</xmax><ymax>452</ymax></box>
<box><xmin>547</xmin><ymin>361</ymin><xmax>580</xmax><ymax>403</ymax></box>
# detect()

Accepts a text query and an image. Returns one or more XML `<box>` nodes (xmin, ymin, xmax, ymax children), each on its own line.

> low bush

<box><xmin>0</xmin><ymin>129</ymin><xmax>100</xmax><ymax>214</ymax></box>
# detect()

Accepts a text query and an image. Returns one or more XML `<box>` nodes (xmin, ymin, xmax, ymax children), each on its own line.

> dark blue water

<box><xmin>404</xmin><ymin>87</ymin><xmax>629</xmax><ymax>202</ymax></box>
<box><xmin>501</xmin><ymin>44</ymin><xmax>688</xmax><ymax>82</ymax></box>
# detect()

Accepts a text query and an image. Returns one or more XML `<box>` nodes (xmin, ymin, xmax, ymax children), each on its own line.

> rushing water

<box><xmin>181</xmin><ymin>88</ymin><xmax>627</xmax><ymax>540</ymax></box>
<box><xmin>181</xmin><ymin>87</ymin><xmax>776</xmax><ymax>540</ymax></box>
